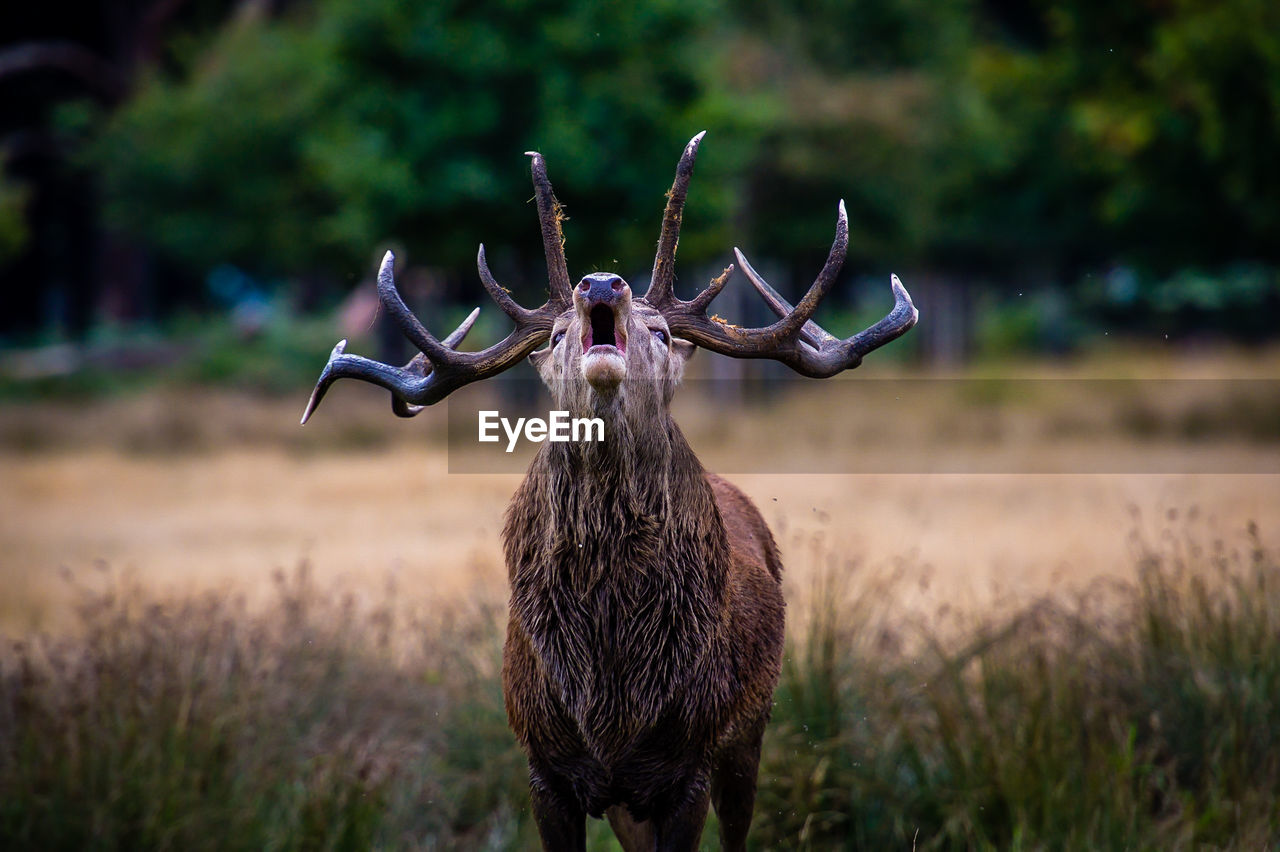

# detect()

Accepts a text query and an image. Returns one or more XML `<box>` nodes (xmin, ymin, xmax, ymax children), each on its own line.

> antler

<box><xmin>526</xmin><ymin>151</ymin><xmax>574</xmax><ymax>305</ymax></box>
<box><xmin>300</xmin><ymin>154</ymin><xmax>575</xmax><ymax>424</ymax></box>
<box><xmin>644</xmin><ymin>131</ymin><xmax>705</xmax><ymax>305</ymax></box>
<box><xmin>643</xmin><ymin>134</ymin><xmax>918</xmax><ymax>377</ymax></box>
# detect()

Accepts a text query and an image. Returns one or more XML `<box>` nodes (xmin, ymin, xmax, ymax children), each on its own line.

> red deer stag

<box><xmin>301</xmin><ymin>134</ymin><xmax>916</xmax><ymax>850</ymax></box>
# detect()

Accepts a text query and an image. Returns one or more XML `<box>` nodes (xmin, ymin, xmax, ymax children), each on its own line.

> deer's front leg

<box><xmin>529</xmin><ymin>764</ymin><xmax>586</xmax><ymax>852</ymax></box>
<box><xmin>653</xmin><ymin>773</ymin><xmax>712</xmax><ymax>852</ymax></box>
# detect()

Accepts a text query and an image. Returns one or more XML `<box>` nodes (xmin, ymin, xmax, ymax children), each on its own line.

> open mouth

<box><xmin>582</xmin><ymin>303</ymin><xmax>627</xmax><ymax>355</ymax></box>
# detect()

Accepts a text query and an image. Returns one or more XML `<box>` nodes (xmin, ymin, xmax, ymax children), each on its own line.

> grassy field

<box><xmin>1</xmin><ymin>521</ymin><xmax>1276</xmax><ymax>849</ymax></box>
<box><xmin>1</xmin><ymin>347</ymin><xmax>1278</xmax><ymax>848</ymax></box>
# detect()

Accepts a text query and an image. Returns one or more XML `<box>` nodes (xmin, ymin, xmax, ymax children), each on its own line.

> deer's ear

<box><xmin>671</xmin><ymin>338</ymin><xmax>696</xmax><ymax>364</ymax></box>
<box><xmin>529</xmin><ymin>347</ymin><xmax>552</xmax><ymax>370</ymax></box>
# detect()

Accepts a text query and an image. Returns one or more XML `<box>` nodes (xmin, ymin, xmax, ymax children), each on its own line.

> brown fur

<box><xmin>501</xmin><ymin>280</ymin><xmax>785</xmax><ymax>851</ymax></box>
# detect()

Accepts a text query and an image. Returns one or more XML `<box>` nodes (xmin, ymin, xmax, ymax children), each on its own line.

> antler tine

<box><xmin>390</xmin><ymin>307</ymin><xmax>480</xmax><ymax>418</ymax></box>
<box><xmin>525</xmin><ymin>151</ymin><xmax>573</xmax><ymax>306</ymax></box>
<box><xmin>477</xmin><ymin>244</ymin><xmax>532</xmax><ymax>324</ymax></box>
<box><xmin>644</xmin><ymin>131</ymin><xmax>706</xmax><ymax>305</ymax></box>
<box><xmin>688</xmin><ymin>264</ymin><xmax>735</xmax><ymax>314</ymax></box>
<box><xmin>844</xmin><ymin>273</ymin><xmax>918</xmax><ymax>358</ymax></box>
<box><xmin>730</xmin><ymin>199</ymin><xmax>848</xmax><ymax>346</ymax></box>
<box><xmin>375</xmin><ymin>251</ymin><xmax>463</xmax><ymax>364</ymax></box>
<box><xmin>659</xmin><ymin>201</ymin><xmax>916</xmax><ymax>378</ymax></box>
<box><xmin>765</xmin><ymin>199</ymin><xmax>847</xmax><ymax>338</ymax></box>
<box><xmin>302</xmin><ymin>241</ymin><xmax>563</xmax><ymax>424</ymax></box>
<box><xmin>441</xmin><ymin>306</ymin><xmax>481</xmax><ymax>348</ymax></box>
<box><xmin>732</xmin><ymin>250</ymin><xmax>830</xmax><ymax>350</ymax></box>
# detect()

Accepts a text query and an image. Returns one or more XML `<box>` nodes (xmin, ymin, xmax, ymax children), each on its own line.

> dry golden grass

<box><xmin>2</xmin><ymin>353</ymin><xmax>1277</xmax><ymax>635</ymax></box>
<box><xmin>4</xmin><ymin>501</ymin><xmax>1276</xmax><ymax>849</ymax></box>
<box><xmin>1</xmin><ymin>347</ymin><xmax>1278</xmax><ymax>848</ymax></box>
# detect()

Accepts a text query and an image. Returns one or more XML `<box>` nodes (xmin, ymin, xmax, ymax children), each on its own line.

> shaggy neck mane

<box><xmin>506</xmin><ymin>385</ymin><xmax>726</xmax><ymax>587</ymax></box>
<box><xmin>502</xmin><ymin>401</ymin><xmax>733</xmax><ymax>759</ymax></box>
<box><xmin>527</xmin><ymin>408</ymin><xmax>725</xmax><ymax>588</ymax></box>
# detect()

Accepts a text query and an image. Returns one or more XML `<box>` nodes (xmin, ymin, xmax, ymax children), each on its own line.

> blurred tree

<box><xmin>722</xmin><ymin>0</ymin><xmax>977</xmax><ymax>275</ymax></box>
<box><xmin>92</xmin><ymin>0</ymin><xmax>736</xmax><ymax>305</ymax></box>
<box><xmin>725</xmin><ymin>0</ymin><xmax>1280</xmax><ymax>285</ymax></box>
<box><xmin>960</xmin><ymin>0</ymin><xmax>1280</xmax><ymax>274</ymax></box>
<box><xmin>1059</xmin><ymin>0</ymin><xmax>1280</xmax><ymax>271</ymax></box>
<box><xmin>5</xmin><ymin>0</ymin><xmax>1277</xmax><ymax>344</ymax></box>
<box><xmin>939</xmin><ymin>0</ymin><xmax>1280</xmax><ymax>340</ymax></box>
<box><xmin>0</xmin><ymin>0</ymin><xmax>277</xmax><ymax>339</ymax></box>
<box><xmin>0</xmin><ymin>173</ymin><xmax>29</xmax><ymax>265</ymax></box>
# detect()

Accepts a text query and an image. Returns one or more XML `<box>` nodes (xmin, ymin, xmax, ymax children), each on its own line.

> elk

<box><xmin>301</xmin><ymin>134</ymin><xmax>916</xmax><ymax>850</ymax></box>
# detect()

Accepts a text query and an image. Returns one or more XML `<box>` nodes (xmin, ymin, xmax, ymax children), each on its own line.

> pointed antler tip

<box><xmin>890</xmin><ymin>274</ymin><xmax>918</xmax><ymax>319</ymax></box>
<box><xmin>838</xmin><ymin>199</ymin><xmax>847</xmax><ymax>217</ymax></box>
<box><xmin>455</xmin><ymin>307</ymin><xmax>481</xmax><ymax>340</ymax></box>
<box><xmin>524</xmin><ymin>151</ymin><xmax>540</xmax><ymax>159</ymax></box>
<box><xmin>382</xmin><ymin>250</ymin><xmax>395</xmax><ymax>264</ymax></box>
<box><xmin>676</xmin><ymin>132</ymin><xmax>705</xmax><ymax>173</ymax></box>
<box><xmin>301</xmin><ymin>339</ymin><xmax>346</xmax><ymax>425</ymax></box>
<box><xmin>732</xmin><ymin>247</ymin><xmax>764</xmax><ymax>280</ymax></box>
<box><xmin>300</xmin><ymin>385</ymin><xmax>327</xmax><ymax>425</ymax></box>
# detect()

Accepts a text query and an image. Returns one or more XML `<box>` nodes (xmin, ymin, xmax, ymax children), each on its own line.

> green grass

<box><xmin>3</xmin><ymin>525</ymin><xmax>1277</xmax><ymax>850</ymax></box>
<box><xmin>755</xmin><ymin>522</ymin><xmax>1279</xmax><ymax>850</ymax></box>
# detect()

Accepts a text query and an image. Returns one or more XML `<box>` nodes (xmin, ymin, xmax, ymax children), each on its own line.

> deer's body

<box><xmin>503</xmin><ymin>430</ymin><xmax>784</xmax><ymax>846</ymax></box>
<box><xmin>301</xmin><ymin>133</ymin><xmax>916</xmax><ymax>850</ymax></box>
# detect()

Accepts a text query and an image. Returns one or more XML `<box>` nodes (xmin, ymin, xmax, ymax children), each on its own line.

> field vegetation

<box><xmin>2</xmin><ymin>520</ymin><xmax>1276</xmax><ymax>849</ymax></box>
<box><xmin>1</xmin><ymin>347</ymin><xmax>1277</xmax><ymax>848</ymax></box>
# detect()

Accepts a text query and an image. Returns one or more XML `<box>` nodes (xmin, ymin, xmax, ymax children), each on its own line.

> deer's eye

<box><xmin>651</xmin><ymin>328</ymin><xmax>668</xmax><ymax>345</ymax></box>
<box><xmin>552</xmin><ymin>331</ymin><xmax>566</xmax><ymax>346</ymax></box>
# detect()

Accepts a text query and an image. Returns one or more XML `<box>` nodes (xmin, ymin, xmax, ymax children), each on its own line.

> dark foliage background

<box><xmin>2</xmin><ymin>0</ymin><xmax>1278</xmax><ymax>357</ymax></box>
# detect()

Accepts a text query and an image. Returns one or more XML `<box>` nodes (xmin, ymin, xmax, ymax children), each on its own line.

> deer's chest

<box><xmin>511</xmin><ymin>553</ymin><xmax>721</xmax><ymax>762</ymax></box>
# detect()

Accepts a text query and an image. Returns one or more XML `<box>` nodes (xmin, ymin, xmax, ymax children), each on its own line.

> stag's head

<box><xmin>529</xmin><ymin>271</ymin><xmax>695</xmax><ymax>420</ymax></box>
<box><xmin>300</xmin><ymin>133</ymin><xmax>917</xmax><ymax>427</ymax></box>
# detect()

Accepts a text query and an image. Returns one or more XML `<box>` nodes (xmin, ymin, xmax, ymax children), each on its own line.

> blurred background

<box><xmin>2</xmin><ymin>1</ymin><xmax>1279</xmax><ymax>848</ymax></box>
<box><xmin>2</xmin><ymin>0</ymin><xmax>1274</xmax><ymax>611</ymax></box>
<box><xmin>3</xmin><ymin>0</ymin><xmax>1279</xmax><ymax>363</ymax></box>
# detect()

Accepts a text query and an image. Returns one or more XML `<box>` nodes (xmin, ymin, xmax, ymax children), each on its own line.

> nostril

<box><xmin>580</xmin><ymin>273</ymin><xmax>628</xmax><ymax>303</ymax></box>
